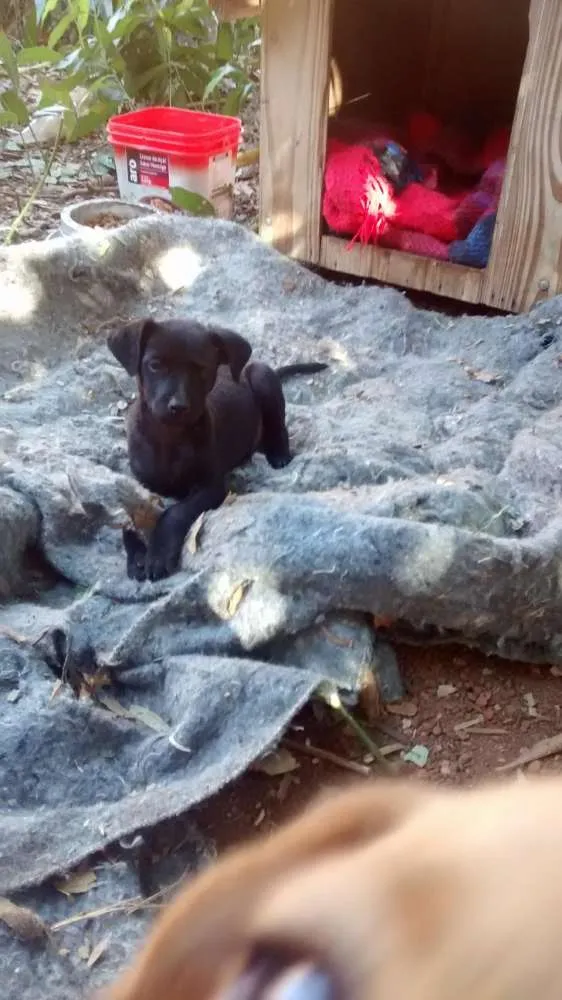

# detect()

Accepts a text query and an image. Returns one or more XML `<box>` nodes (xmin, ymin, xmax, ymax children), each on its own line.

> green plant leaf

<box><xmin>0</xmin><ymin>33</ymin><xmax>19</xmax><ymax>88</ymax></box>
<box><xmin>170</xmin><ymin>11</ymin><xmax>208</xmax><ymax>37</ymax></box>
<box><xmin>222</xmin><ymin>79</ymin><xmax>252</xmax><ymax>116</ymax></box>
<box><xmin>16</xmin><ymin>46</ymin><xmax>63</xmax><ymax>67</ymax></box>
<box><xmin>128</xmin><ymin>63</ymin><xmax>167</xmax><ymax>96</ymax></box>
<box><xmin>38</xmin><ymin>78</ymin><xmax>76</xmax><ymax>111</ymax></box>
<box><xmin>154</xmin><ymin>22</ymin><xmax>172</xmax><ymax>61</ymax></box>
<box><xmin>48</xmin><ymin>12</ymin><xmax>75</xmax><ymax>49</ymax></box>
<box><xmin>202</xmin><ymin>62</ymin><xmax>235</xmax><ymax>104</ymax></box>
<box><xmin>169</xmin><ymin>187</ymin><xmax>216</xmax><ymax>217</ymax></box>
<box><xmin>74</xmin><ymin>0</ymin><xmax>91</xmax><ymax>33</ymax></box>
<box><xmin>66</xmin><ymin>105</ymin><xmax>109</xmax><ymax>140</ymax></box>
<box><xmin>216</xmin><ymin>22</ymin><xmax>234</xmax><ymax>62</ymax></box>
<box><xmin>108</xmin><ymin>10</ymin><xmax>145</xmax><ymax>39</ymax></box>
<box><xmin>0</xmin><ymin>109</ymin><xmax>18</xmax><ymax>127</ymax></box>
<box><xmin>1</xmin><ymin>90</ymin><xmax>30</xmax><ymax>126</ymax></box>
<box><xmin>94</xmin><ymin>19</ymin><xmax>126</xmax><ymax>73</ymax></box>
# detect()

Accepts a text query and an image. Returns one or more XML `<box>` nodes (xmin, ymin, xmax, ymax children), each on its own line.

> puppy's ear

<box><xmin>107</xmin><ymin>319</ymin><xmax>154</xmax><ymax>376</ymax></box>
<box><xmin>102</xmin><ymin>782</ymin><xmax>429</xmax><ymax>1000</ymax></box>
<box><xmin>211</xmin><ymin>328</ymin><xmax>252</xmax><ymax>381</ymax></box>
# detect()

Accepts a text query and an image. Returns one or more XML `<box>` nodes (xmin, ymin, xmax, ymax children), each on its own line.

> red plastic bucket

<box><xmin>107</xmin><ymin>106</ymin><xmax>242</xmax><ymax>219</ymax></box>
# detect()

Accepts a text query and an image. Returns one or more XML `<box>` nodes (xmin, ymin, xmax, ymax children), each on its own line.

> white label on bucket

<box><xmin>210</xmin><ymin>152</ymin><xmax>233</xmax><ymax>197</ymax></box>
<box><xmin>114</xmin><ymin>146</ymin><xmax>237</xmax><ymax>219</ymax></box>
<box><xmin>126</xmin><ymin>149</ymin><xmax>169</xmax><ymax>189</ymax></box>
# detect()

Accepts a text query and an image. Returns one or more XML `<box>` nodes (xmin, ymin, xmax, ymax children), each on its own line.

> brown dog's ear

<box><xmin>211</xmin><ymin>328</ymin><xmax>252</xmax><ymax>381</ymax></box>
<box><xmin>102</xmin><ymin>782</ymin><xmax>429</xmax><ymax>1000</ymax></box>
<box><xmin>107</xmin><ymin>319</ymin><xmax>155</xmax><ymax>376</ymax></box>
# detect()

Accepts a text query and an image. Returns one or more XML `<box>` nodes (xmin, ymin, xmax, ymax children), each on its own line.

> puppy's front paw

<box><xmin>123</xmin><ymin>528</ymin><xmax>147</xmax><ymax>581</ymax></box>
<box><xmin>266</xmin><ymin>450</ymin><xmax>292</xmax><ymax>470</ymax></box>
<box><xmin>144</xmin><ymin>533</ymin><xmax>183</xmax><ymax>582</ymax></box>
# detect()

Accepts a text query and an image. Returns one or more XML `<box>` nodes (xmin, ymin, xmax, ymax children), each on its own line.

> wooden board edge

<box><xmin>319</xmin><ymin>236</ymin><xmax>497</xmax><ymax>308</ymax></box>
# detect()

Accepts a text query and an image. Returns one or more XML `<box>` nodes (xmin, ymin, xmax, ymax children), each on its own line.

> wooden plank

<box><xmin>320</xmin><ymin>236</ymin><xmax>486</xmax><ymax>305</ymax></box>
<box><xmin>210</xmin><ymin>0</ymin><xmax>261</xmax><ymax>20</ymax></box>
<box><xmin>259</xmin><ymin>0</ymin><xmax>333</xmax><ymax>261</ymax></box>
<box><xmin>483</xmin><ymin>0</ymin><xmax>562</xmax><ymax>312</ymax></box>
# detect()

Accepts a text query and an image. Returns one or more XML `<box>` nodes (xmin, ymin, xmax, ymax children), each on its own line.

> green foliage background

<box><xmin>0</xmin><ymin>0</ymin><xmax>259</xmax><ymax>140</ymax></box>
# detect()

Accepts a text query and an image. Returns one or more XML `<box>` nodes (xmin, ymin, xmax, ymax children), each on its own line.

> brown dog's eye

<box><xmin>147</xmin><ymin>358</ymin><xmax>162</xmax><ymax>373</ymax></box>
<box><xmin>218</xmin><ymin>948</ymin><xmax>338</xmax><ymax>1000</ymax></box>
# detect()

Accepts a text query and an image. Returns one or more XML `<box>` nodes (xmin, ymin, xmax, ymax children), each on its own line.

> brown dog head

<box><xmin>107</xmin><ymin>318</ymin><xmax>252</xmax><ymax>425</ymax></box>
<box><xmin>100</xmin><ymin>776</ymin><xmax>562</xmax><ymax>1000</ymax></box>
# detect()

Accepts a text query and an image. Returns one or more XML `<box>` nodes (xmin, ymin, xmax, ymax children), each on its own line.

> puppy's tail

<box><xmin>276</xmin><ymin>361</ymin><xmax>328</xmax><ymax>379</ymax></box>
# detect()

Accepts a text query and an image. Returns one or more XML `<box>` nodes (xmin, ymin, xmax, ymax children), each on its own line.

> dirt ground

<box><xmin>192</xmin><ymin>642</ymin><xmax>562</xmax><ymax>853</ymax></box>
<box><xmin>2</xmin><ymin>87</ymin><xmax>561</xmax><ymax>856</ymax></box>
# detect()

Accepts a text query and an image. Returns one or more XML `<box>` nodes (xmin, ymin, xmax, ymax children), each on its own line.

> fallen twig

<box><xmin>496</xmin><ymin>733</ymin><xmax>562</xmax><ymax>773</ymax></box>
<box><xmin>281</xmin><ymin>738</ymin><xmax>371</xmax><ymax>776</ymax></box>
<box><xmin>50</xmin><ymin>870</ymin><xmax>187</xmax><ymax>932</ymax></box>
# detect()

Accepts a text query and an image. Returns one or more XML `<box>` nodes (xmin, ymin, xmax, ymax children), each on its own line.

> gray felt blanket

<box><xmin>1</xmin><ymin>215</ymin><xmax>561</xmax><ymax>998</ymax></box>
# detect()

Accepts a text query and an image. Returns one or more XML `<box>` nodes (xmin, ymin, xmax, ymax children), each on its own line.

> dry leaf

<box><xmin>50</xmin><ymin>679</ymin><xmax>64</xmax><ymax>700</ymax></box>
<box><xmin>87</xmin><ymin>934</ymin><xmax>111</xmax><ymax>968</ymax></box>
<box><xmin>131</xmin><ymin>501</ymin><xmax>161</xmax><ymax>533</ymax></box>
<box><xmin>186</xmin><ymin>511</ymin><xmax>206</xmax><ymax>555</ymax></box>
<box><xmin>96</xmin><ymin>693</ymin><xmax>130</xmax><ymax>719</ymax></box>
<box><xmin>252</xmin><ymin>748</ymin><xmax>299</xmax><ymax>777</ymax></box>
<box><xmin>97</xmin><ymin>694</ymin><xmax>169</xmax><ymax>734</ymax></box>
<box><xmin>225</xmin><ymin>579</ymin><xmax>251</xmax><ymax>618</ymax></box>
<box><xmin>358</xmin><ymin>668</ymin><xmax>382</xmax><ymax>724</ymax></box>
<box><xmin>386</xmin><ymin>700</ymin><xmax>418</xmax><ymax>718</ymax></box>
<box><xmin>126</xmin><ymin>704</ymin><xmax>170</xmax><ymax>735</ymax></box>
<box><xmin>0</xmin><ymin>898</ymin><xmax>47</xmax><ymax>941</ymax></box>
<box><xmin>236</xmin><ymin>146</ymin><xmax>259</xmax><ymax>167</ymax></box>
<box><xmin>54</xmin><ymin>870</ymin><xmax>97</xmax><ymax>898</ymax></box>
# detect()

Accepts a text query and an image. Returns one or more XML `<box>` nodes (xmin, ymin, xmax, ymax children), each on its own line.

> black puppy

<box><xmin>108</xmin><ymin>317</ymin><xmax>326</xmax><ymax>581</ymax></box>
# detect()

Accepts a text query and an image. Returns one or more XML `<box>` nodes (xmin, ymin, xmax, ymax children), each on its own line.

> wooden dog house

<box><xmin>216</xmin><ymin>0</ymin><xmax>562</xmax><ymax>313</ymax></box>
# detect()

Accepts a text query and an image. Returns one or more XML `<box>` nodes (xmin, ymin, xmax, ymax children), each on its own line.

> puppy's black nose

<box><xmin>167</xmin><ymin>398</ymin><xmax>188</xmax><ymax>416</ymax></box>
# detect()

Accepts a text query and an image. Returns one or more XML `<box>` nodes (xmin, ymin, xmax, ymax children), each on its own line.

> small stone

<box><xmin>432</xmin><ymin>720</ymin><xmax>443</xmax><ymax>737</ymax></box>
<box><xmin>550</xmin><ymin>666</ymin><xmax>562</xmax><ymax>678</ymax></box>
<box><xmin>440</xmin><ymin>760</ymin><xmax>452</xmax><ymax>777</ymax></box>
<box><xmin>386</xmin><ymin>700</ymin><xmax>418</xmax><ymax>718</ymax></box>
<box><xmin>437</xmin><ymin>684</ymin><xmax>456</xmax><ymax>699</ymax></box>
<box><xmin>527</xmin><ymin>760</ymin><xmax>542</xmax><ymax>774</ymax></box>
<box><xmin>401</xmin><ymin>718</ymin><xmax>413</xmax><ymax>732</ymax></box>
<box><xmin>476</xmin><ymin>690</ymin><xmax>491</xmax><ymax>708</ymax></box>
<box><xmin>458</xmin><ymin>750</ymin><xmax>473</xmax><ymax>767</ymax></box>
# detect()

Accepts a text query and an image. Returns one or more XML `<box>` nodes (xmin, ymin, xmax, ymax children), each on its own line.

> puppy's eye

<box><xmin>147</xmin><ymin>358</ymin><xmax>162</xmax><ymax>373</ymax></box>
<box><xmin>218</xmin><ymin>949</ymin><xmax>337</xmax><ymax>1000</ymax></box>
